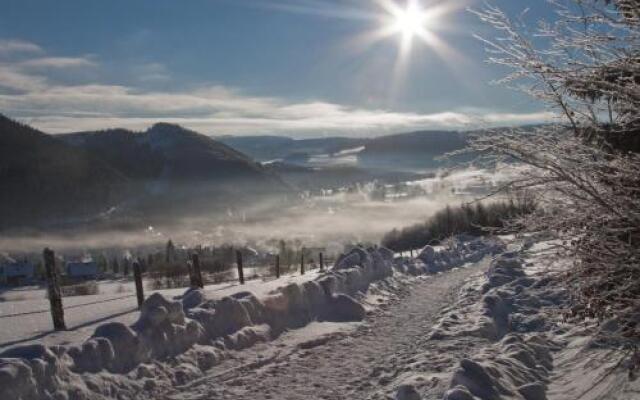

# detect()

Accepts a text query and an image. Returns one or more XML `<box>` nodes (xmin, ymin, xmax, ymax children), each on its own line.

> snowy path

<box><xmin>165</xmin><ymin>260</ymin><xmax>490</xmax><ymax>400</ymax></box>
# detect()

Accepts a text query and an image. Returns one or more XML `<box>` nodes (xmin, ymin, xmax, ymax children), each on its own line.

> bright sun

<box><xmin>391</xmin><ymin>2</ymin><xmax>427</xmax><ymax>38</ymax></box>
<box><xmin>343</xmin><ymin>0</ymin><xmax>464</xmax><ymax>93</ymax></box>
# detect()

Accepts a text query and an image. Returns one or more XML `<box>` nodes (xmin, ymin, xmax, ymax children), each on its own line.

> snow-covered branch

<box><xmin>471</xmin><ymin>0</ymin><xmax>640</xmax><ymax>324</ymax></box>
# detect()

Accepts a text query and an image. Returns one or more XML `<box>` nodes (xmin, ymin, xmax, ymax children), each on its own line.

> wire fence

<box><xmin>0</xmin><ymin>294</ymin><xmax>138</xmax><ymax>319</ymax></box>
<box><xmin>1</xmin><ymin>251</ymin><xmax>335</xmax><ymax>326</ymax></box>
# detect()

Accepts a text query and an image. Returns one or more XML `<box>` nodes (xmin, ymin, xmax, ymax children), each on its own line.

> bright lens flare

<box><xmin>336</xmin><ymin>0</ymin><xmax>468</xmax><ymax>100</ymax></box>
<box><xmin>392</xmin><ymin>2</ymin><xmax>427</xmax><ymax>38</ymax></box>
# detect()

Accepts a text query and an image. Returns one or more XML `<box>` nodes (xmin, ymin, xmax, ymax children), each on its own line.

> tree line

<box><xmin>382</xmin><ymin>196</ymin><xmax>536</xmax><ymax>252</ymax></box>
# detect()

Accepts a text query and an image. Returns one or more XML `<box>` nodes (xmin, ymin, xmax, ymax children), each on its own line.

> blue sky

<box><xmin>0</xmin><ymin>0</ymin><xmax>557</xmax><ymax>137</ymax></box>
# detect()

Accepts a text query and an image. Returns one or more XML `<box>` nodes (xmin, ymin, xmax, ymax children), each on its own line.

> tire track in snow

<box><xmin>165</xmin><ymin>259</ymin><xmax>491</xmax><ymax>400</ymax></box>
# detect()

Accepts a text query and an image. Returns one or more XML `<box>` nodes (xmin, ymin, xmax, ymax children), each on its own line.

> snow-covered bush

<box><xmin>470</xmin><ymin>0</ymin><xmax>640</xmax><ymax>333</ymax></box>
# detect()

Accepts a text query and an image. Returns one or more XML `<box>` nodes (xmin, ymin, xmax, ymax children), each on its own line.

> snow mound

<box><xmin>327</xmin><ymin>294</ymin><xmax>366</xmax><ymax>322</ymax></box>
<box><xmin>429</xmin><ymin>238</ymin><xmax>640</xmax><ymax>400</ymax></box>
<box><xmin>0</xmin><ymin>239</ymin><xmax>500</xmax><ymax>399</ymax></box>
<box><xmin>445</xmin><ymin>333</ymin><xmax>556</xmax><ymax>400</ymax></box>
<box><xmin>92</xmin><ymin>322</ymin><xmax>142</xmax><ymax>373</ymax></box>
<box><xmin>408</xmin><ymin>236</ymin><xmax>505</xmax><ymax>275</ymax></box>
<box><xmin>429</xmin><ymin>250</ymin><xmax>567</xmax><ymax>343</ymax></box>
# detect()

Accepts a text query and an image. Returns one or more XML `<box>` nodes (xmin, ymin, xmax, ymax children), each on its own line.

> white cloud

<box><xmin>255</xmin><ymin>0</ymin><xmax>377</xmax><ymax>21</ymax></box>
<box><xmin>0</xmin><ymin>38</ymin><xmax>556</xmax><ymax>137</ymax></box>
<box><xmin>0</xmin><ymin>65</ymin><xmax>48</xmax><ymax>92</ymax></box>
<box><xmin>0</xmin><ymin>39</ymin><xmax>43</xmax><ymax>55</ymax></box>
<box><xmin>132</xmin><ymin>62</ymin><xmax>170</xmax><ymax>83</ymax></box>
<box><xmin>480</xmin><ymin>111</ymin><xmax>556</xmax><ymax>125</ymax></box>
<box><xmin>19</xmin><ymin>56</ymin><xmax>97</xmax><ymax>69</ymax></box>
<box><xmin>3</xmin><ymin>81</ymin><xmax>555</xmax><ymax>136</ymax></box>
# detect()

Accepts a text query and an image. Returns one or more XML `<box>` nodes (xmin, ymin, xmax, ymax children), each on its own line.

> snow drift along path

<box><xmin>163</xmin><ymin>260</ymin><xmax>490</xmax><ymax>400</ymax></box>
<box><xmin>0</xmin><ymin>238</ymin><xmax>504</xmax><ymax>400</ymax></box>
<box><xmin>0</xmin><ymin>271</ymin><xmax>325</xmax><ymax>350</ymax></box>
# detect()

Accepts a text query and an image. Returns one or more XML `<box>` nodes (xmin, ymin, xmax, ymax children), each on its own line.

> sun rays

<box><xmin>310</xmin><ymin>0</ymin><xmax>467</xmax><ymax>100</ymax></box>
<box><xmin>370</xmin><ymin>0</ymin><xmax>468</xmax><ymax>98</ymax></box>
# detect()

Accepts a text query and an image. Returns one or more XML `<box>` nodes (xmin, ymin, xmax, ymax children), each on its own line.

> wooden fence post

<box><xmin>133</xmin><ymin>260</ymin><xmax>144</xmax><ymax>308</ymax></box>
<box><xmin>275</xmin><ymin>255</ymin><xmax>280</xmax><ymax>279</ymax></box>
<box><xmin>236</xmin><ymin>250</ymin><xmax>245</xmax><ymax>284</ymax></box>
<box><xmin>191</xmin><ymin>253</ymin><xmax>204</xmax><ymax>288</ymax></box>
<box><xmin>43</xmin><ymin>248</ymin><xmax>66</xmax><ymax>331</ymax></box>
<box><xmin>319</xmin><ymin>252</ymin><xmax>324</xmax><ymax>271</ymax></box>
<box><xmin>187</xmin><ymin>260</ymin><xmax>195</xmax><ymax>287</ymax></box>
<box><xmin>300</xmin><ymin>251</ymin><xmax>305</xmax><ymax>275</ymax></box>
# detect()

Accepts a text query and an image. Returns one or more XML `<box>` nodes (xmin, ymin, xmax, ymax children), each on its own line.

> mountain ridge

<box><xmin>219</xmin><ymin>130</ymin><xmax>469</xmax><ymax>172</ymax></box>
<box><xmin>0</xmin><ymin>114</ymin><xmax>129</xmax><ymax>229</ymax></box>
<box><xmin>0</xmin><ymin>116</ymin><xmax>289</xmax><ymax>230</ymax></box>
<box><xmin>60</xmin><ymin>123</ymin><xmax>278</xmax><ymax>183</ymax></box>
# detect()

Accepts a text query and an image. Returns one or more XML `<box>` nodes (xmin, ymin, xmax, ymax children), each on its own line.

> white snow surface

<box><xmin>432</xmin><ymin>235</ymin><xmax>640</xmax><ymax>400</ymax></box>
<box><xmin>0</xmin><ymin>271</ymin><xmax>323</xmax><ymax>350</ymax></box>
<box><xmin>2</xmin><ymin>235</ymin><xmax>637</xmax><ymax>400</ymax></box>
<box><xmin>0</xmin><ymin>238</ymin><xmax>503</xmax><ymax>400</ymax></box>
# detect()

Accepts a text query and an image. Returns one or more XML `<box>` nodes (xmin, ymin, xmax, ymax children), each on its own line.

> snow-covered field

<box><xmin>1</xmin><ymin>235</ymin><xmax>638</xmax><ymax>400</ymax></box>
<box><xmin>180</xmin><ymin>236</ymin><xmax>639</xmax><ymax>400</ymax></box>
<box><xmin>0</xmin><ymin>271</ymin><xmax>322</xmax><ymax>350</ymax></box>
<box><xmin>0</xmin><ymin>237</ymin><xmax>501</xmax><ymax>399</ymax></box>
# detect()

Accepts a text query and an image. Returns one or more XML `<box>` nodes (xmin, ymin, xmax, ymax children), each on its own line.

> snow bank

<box><xmin>429</xmin><ymin>251</ymin><xmax>568</xmax><ymax>399</ymax></box>
<box><xmin>397</xmin><ymin>236</ymin><xmax>504</xmax><ymax>276</ymax></box>
<box><xmin>0</xmin><ymin>239</ymin><xmax>501</xmax><ymax>400</ymax></box>
<box><xmin>420</xmin><ymin>239</ymin><xmax>640</xmax><ymax>400</ymax></box>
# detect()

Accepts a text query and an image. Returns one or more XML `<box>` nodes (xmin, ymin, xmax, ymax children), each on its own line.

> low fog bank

<box><xmin>0</xmin><ymin>166</ymin><xmax>519</xmax><ymax>255</ymax></box>
<box><xmin>0</xmin><ymin>193</ymin><xmax>458</xmax><ymax>255</ymax></box>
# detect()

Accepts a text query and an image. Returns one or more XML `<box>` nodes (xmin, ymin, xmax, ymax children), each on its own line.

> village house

<box><xmin>65</xmin><ymin>258</ymin><xmax>99</xmax><ymax>280</ymax></box>
<box><xmin>0</xmin><ymin>255</ymin><xmax>35</xmax><ymax>285</ymax></box>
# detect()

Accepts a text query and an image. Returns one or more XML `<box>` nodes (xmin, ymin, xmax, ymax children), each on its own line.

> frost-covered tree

<box><xmin>165</xmin><ymin>239</ymin><xmax>176</xmax><ymax>263</ymax></box>
<box><xmin>470</xmin><ymin>0</ymin><xmax>640</xmax><ymax>328</ymax></box>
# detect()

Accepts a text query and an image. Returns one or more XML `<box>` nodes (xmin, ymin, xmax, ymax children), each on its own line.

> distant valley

<box><xmin>1</xmin><ymin>114</ymin><xmax>471</xmax><ymax>231</ymax></box>
<box><xmin>218</xmin><ymin>130</ymin><xmax>468</xmax><ymax>171</ymax></box>
<box><xmin>219</xmin><ymin>130</ymin><xmax>469</xmax><ymax>189</ymax></box>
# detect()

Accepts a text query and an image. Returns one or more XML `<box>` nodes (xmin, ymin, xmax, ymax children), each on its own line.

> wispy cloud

<box><xmin>5</xmin><ymin>82</ymin><xmax>555</xmax><ymax>136</ymax></box>
<box><xmin>0</xmin><ymin>38</ymin><xmax>556</xmax><ymax>137</ymax></box>
<box><xmin>19</xmin><ymin>56</ymin><xmax>97</xmax><ymax>69</ymax></box>
<box><xmin>132</xmin><ymin>62</ymin><xmax>171</xmax><ymax>83</ymax></box>
<box><xmin>0</xmin><ymin>65</ymin><xmax>48</xmax><ymax>92</ymax></box>
<box><xmin>244</xmin><ymin>0</ymin><xmax>378</xmax><ymax>21</ymax></box>
<box><xmin>0</xmin><ymin>39</ymin><xmax>43</xmax><ymax>55</ymax></box>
